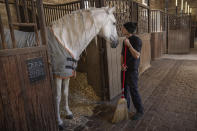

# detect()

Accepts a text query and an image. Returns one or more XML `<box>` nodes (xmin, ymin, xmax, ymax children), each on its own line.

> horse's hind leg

<box><xmin>63</xmin><ymin>78</ymin><xmax>73</xmax><ymax>119</ymax></box>
<box><xmin>55</xmin><ymin>77</ymin><xmax>63</xmax><ymax>125</ymax></box>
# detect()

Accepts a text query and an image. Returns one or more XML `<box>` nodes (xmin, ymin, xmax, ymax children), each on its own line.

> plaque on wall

<box><xmin>26</xmin><ymin>57</ymin><xmax>46</xmax><ymax>83</ymax></box>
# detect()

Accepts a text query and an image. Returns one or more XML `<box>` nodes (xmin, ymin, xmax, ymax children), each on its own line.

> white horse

<box><xmin>51</xmin><ymin>7</ymin><xmax>119</xmax><ymax>127</ymax></box>
<box><xmin>0</xmin><ymin>6</ymin><xmax>119</xmax><ymax>128</ymax></box>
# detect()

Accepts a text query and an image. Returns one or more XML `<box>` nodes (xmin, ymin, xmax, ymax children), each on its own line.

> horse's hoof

<box><xmin>66</xmin><ymin>114</ymin><xmax>73</xmax><ymax>119</ymax></box>
<box><xmin>58</xmin><ymin>124</ymin><xmax>64</xmax><ymax>130</ymax></box>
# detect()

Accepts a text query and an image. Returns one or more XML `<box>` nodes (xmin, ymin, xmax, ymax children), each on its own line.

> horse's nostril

<box><xmin>111</xmin><ymin>41</ymin><xmax>118</xmax><ymax>48</ymax></box>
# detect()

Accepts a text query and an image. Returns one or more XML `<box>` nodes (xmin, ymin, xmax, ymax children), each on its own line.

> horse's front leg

<box><xmin>55</xmin><ymin>77</ymin><xmax>63</xmax><ymax>125</ymax></box>
<box><xmin>63</xmin><ymin>78</ymin><xmax>73</xmax><ymax>119</ymax></box>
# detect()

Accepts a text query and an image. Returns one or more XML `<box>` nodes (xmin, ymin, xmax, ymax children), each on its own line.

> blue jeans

<box><xmin>123</xmin><ymin>70</ymin><xmax>144</xmax><ymax>113</ymax></box>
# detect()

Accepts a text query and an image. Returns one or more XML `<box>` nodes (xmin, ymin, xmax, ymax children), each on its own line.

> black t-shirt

<box><xmin>121</xmin><ymin>35</ymin><xmax>142</xmax><ymax>71</ymax></box>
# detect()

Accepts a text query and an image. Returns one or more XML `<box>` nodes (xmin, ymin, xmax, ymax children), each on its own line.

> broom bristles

<box><xmin>112</xmin><ymin>98</ymin><xmax>128</xmax><ymax>123</ymax></box>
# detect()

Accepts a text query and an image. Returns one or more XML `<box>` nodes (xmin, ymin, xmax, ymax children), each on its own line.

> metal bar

<box><xmin>156</xmin><ymin>11</ymin><xmax>157</xmax><ymax>31</ymax></box>
<box><xmin>148</xmin><ymin>8</ymin><xmax>151</xmax><ymax>33</ymax></box>
<box><xmin>31</xmin><ymin>0</ymin><xmax>40</xmax><ymax>46</ymax></box>
<box><xmin>80</xmin><ymin>0</ymin><xmax>84</xmax><ymax>9</ymax></box>
<box><xmin>22</xmin><ymin>0</ymin><xmax>29</xmax><ymax>22</ymax></box>
<box><xmin>15</xmin><ymin>0</ymin><xmax>21</xmax><ymax>22</ymax></box>
<box><xmin>0</xmin><ymin>14</ymin><xmax>6</xmax><ymax>49</ymax></box>
<box><xmin>137</xmin><ymin>3</ymin><xmax>139</xmax><ymax>33</ymax></box>
<box><xmin>5</xmin><ymin>0</ymin><xmax>16</xmax><ymax>48</ymax></box>
<box><xmin>37</xmin><ymin>0</ymin><xmax>47</xmax><ymax>46</ymax></box>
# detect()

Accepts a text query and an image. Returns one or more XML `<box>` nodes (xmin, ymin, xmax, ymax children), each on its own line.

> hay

<box><xmin>60</xmin><ymin>72</ymin><xmax>101</xmax><ymax>124</ymax></box>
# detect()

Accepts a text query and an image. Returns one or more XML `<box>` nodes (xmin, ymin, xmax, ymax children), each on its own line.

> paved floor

<box><xmin>63</xmin><ymin>51</ymin><xmax>197</xmax><ymax>131</ymax></box>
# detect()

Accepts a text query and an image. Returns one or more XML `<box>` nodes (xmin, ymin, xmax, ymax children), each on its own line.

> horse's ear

<box><xmin>103</xmin><ymin>6</ymin><xmax>109</xmax><ymax>11</ymax></box>
<box><xmin>108</xmin><ymin>7</ymin><xmax>116</xmax><ymax>14</ymax></box>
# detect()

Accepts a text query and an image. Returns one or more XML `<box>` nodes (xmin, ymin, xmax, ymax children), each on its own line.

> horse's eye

<box><xmin>113</xmin><ymin>23</ymin><xmax>116</xmax><ymax>25</ymax></box>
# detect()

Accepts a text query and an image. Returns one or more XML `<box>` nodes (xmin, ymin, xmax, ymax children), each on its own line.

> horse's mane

<box><xmin>51</xmin><ymin>7</ymin><xmax>108</xmax><ymax>60</ymax></box>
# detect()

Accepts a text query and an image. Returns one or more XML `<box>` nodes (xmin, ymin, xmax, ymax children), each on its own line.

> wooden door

<box><xmin>0</xmin><ymin>47</ymin><xmax>58</xmax><ymax>131</ymax></box>
<box><xmin>168</xmin><ymin>15</ymin><xmax>190</xmax><ymax>54</ymax></box>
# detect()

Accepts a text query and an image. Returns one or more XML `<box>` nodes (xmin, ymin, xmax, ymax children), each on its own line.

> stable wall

<box><xmin>139</xmin><ymin>33</ymin><xmax>151</xmax><ymax>74</ymax></box>
<box><xmin>168</xmin><ymin>29</ymin><xmax>190</xmax><ymax>54</ymax></box>
<box><xmin>77</xmin><ymin>38</ymin><xmax>105</xmax><ymax>100</ymax></box>
<box><xmin>78</xmin><ymin>33</ymin><xmax>152</xmax><ymax>100</ymax></box>
<box><xmin>151</xmin><ymin>32</ymin><xmax>166</xmax><ymax>60</ymax></box>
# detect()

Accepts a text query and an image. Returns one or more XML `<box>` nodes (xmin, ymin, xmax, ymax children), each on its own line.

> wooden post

<box><xmin>22</xmin><ymin>0</ymin><xmax>29</xmax><ymax>22</ymax></box>
<box><xmin>31</xmin><ymin>0</ymin><xmax>40</xmax><ymax>46</ymax></box>
<box><xmin>148</xmin><ymin>0</ymin><xmax>151</xmax><ymax>33</ymax></box>
<box><xmin>99</xmin><ymin>0</ymin><xmax>105</xmax><ymax>7</ymax></box>
<box><xmin>5</xmin><ymin>0</ymin><xmax>16</xmax><ymax>48</ymax></box>
<box><xmin>137</xmin><ymin>3</ymin><xmax>139</xmax><ymax>33</ymax></box>
<box><xmin>99</xmin><ymin>0</ymin><xmax>108</xmax><ymax>100</ymax></box>
<box><xmin>37</xmin><ymin>0</ymin><xmax>47</xmax><ymax>46</ymax></box>
<box><xmin>131</xmin><ymin>0</ymin><xmax>134</xmax><ymax>22</ymax></box>
<box><xmin>148</xmin><ymin>9</ymin><xmax>151</xmax><ymax>33</ymax></box>
<box><xmin>80</xmin><ymin>0</ymin><xmax>85</xmax><ymax>9</ymax></box>
<box><xmin>165</xmin><ymin>0</ymin><xmax>168</xmax><ymax>53</ymax></box>
<box><xmin>0</xmin><ymin>14</ymin><xmax>6</xmax><ymax>49</ymax></box>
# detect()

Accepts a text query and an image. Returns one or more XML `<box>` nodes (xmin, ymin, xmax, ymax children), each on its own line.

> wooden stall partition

<box><xmin>0</xmin><ymin>47</ymin><xmax>58</xmax><ymax>131</ymax></box>
<box><xmin>139</xmin><ymin>33</ymin><xmax>151</xmax><ymax>75</ymax></box>
<box><xmin>0</xmin><ymin>0</ymin><xmax>58</xmax><ymax>130</ymax></box>
<box><xmin>151</xmin><ymin>32</ymin><xmax>165</xmax><ymax>60</ymax></box>
<box><xmin>190</xmin><ymin>16</ymin><xmax>196</xmax><ymax>48</ymax></box>
<box><xmin>168</xmin><ymin>29</ymin><xmax>190</xmax><ymax>54</ymax></box>
<box><xmin>162</xmin><ymin>31</ymin><xmax>167</xmax><ymax>54</ymax></box>
<box><xmin>105</xmin><ymin>38</ymin><xmax>122</xmax><ymax>100</ymax></box>
<box><xmin>168</xmin><ymin>14</ymin><xmax>190</xmax><ymax>54</ymax></box>
<box><xmin>77</xmin><ymin>38</ymin><xmax>107</xmax><ymax>100</ymax></box>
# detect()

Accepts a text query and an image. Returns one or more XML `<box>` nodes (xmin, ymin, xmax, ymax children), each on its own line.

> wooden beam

<box><xmin>0</xmin><ymin>14</ymin><xmax>6</xmax><ymax>49</ymax></box>
<box><xmin>37</xmin><ymin>0</ymin><xmax>47</xmax><ymax>46</ymax></box>
<box><xmin>12</xmin><ymin>23</ymin><xmax>36</xmax><ymax>26</ymax></box>
<box><xmin>5</xmin><ymin>0</ymin><xmax>16</xmax><ymax>48</ymax></box>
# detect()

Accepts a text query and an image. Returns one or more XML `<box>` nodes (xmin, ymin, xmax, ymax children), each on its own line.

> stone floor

<box><xmin>63</xmin><ymin>52</ymin><xmax>197</xmax><ymax>131</ymax></box>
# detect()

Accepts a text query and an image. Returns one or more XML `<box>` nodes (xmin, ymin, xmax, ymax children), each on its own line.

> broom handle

<box><xmin>121</xmin><ymin>43</ymin><xmax>127</xmax><ymax>98</ymax></box>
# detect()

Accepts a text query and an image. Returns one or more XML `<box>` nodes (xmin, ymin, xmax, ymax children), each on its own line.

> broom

<box><xmin>112</xmin><ymin>44</ymin><xmax>128</xmax><ymax>123</ymax></box>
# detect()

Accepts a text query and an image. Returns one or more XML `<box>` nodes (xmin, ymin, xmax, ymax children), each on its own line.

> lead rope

<box><xmin>121</xmin><ymin>44</ymin><xmax>127</xmax><ymax>99</ymax></box>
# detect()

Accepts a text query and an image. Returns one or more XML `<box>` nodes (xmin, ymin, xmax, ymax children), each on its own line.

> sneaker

<box><xmin>131</xmin><ymin>112</ymin><xmax>143</xmax><ymax>120</ymax></box>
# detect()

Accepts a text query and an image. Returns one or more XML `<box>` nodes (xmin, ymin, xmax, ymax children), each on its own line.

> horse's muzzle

<box><xmin>111</xmin><ymin>40</ymin><xmax>119</xmax><ymax>48</ymax></box>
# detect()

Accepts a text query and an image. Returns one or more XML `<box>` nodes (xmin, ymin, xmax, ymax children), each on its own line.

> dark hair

<box><xmin>123</xmin><ymin>22</ymin><xmax>138</xmax><ymax>34</ymax></box>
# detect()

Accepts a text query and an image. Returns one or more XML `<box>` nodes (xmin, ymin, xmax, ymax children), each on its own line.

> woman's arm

<box><xmin>121</xmin><ymin>55</ymin><xmax>124</xmax><ymax>65</ymax></box>
<box><xmin>121</xmin><ymin>55</ymin><xmax>127</xmax><ymax>71</ymax></box>
<box><xmin>124</xmin><ymin>39</ymin><xmax>140</xmax><ymax>59</ymax></box>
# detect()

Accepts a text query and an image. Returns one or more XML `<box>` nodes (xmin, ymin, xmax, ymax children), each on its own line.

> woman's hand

<box><xmin>121</xmin><ymin>64</ymin><xmax>128</xmax><ymax>71</ymax></box>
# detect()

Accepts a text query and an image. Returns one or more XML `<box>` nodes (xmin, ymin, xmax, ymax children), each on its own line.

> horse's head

<box><xmin>98</xmin><ymin>7</ymin><xmax>119</xmax><ymax>48</ymax></box>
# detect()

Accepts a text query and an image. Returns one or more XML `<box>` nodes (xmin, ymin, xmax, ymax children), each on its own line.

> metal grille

<box><xmin>137</xmin><ymin>6</ymin><xmax>149</xmax><ymax>34</ymax></box>
<box><xmin>105</xmin><ymin>0</ymin><xmax>132</xmax><ymax>36</ymax></box>
<box><xmin>43</xmin><ymin>1</ymin><xmax>81</xmax><ymax>26</ymax></box>
<box><xmin>105</xmin><ymin>0</ymin><xmax>150</xmax><ymax>36</ymax></box>
<box><xmin>151</xmin><ymin>10</ymin><xmax>167</xmax><ymax>32</ymax></box>
<box><xmin>168</xmin><ymin>14</ymin><xmax>190</xmax><ymax>30</ymax></box>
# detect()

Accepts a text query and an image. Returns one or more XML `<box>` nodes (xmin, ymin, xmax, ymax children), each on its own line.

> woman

<box><xmin>121</xmin><ymin>22</ymin><xmax>144</xmax><ymax>120</ymax></box>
